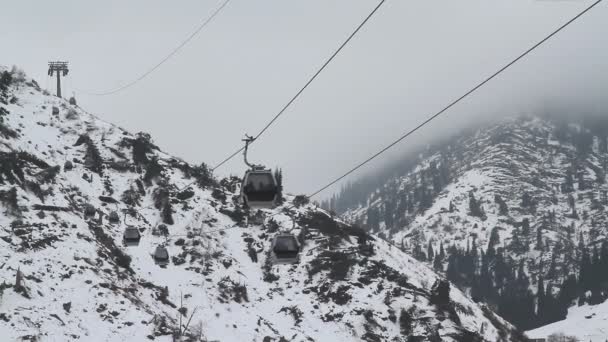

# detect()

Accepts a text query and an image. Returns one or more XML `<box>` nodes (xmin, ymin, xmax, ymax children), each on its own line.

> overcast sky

<box><xmin>1</xmin><ymin>0</ymin><xmax>606</xmax><ymax>198</ymax></box>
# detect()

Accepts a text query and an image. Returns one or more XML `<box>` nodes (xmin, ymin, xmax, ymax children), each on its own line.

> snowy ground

<box><xmin>0</xmin><ymin>66</ymin><xmax>525</xmax><ymax>341</ymax></box>
<box><xmin>527</xmin><ymin>300</ymin><xmax>608</xmax><ymax>342</ymax></box>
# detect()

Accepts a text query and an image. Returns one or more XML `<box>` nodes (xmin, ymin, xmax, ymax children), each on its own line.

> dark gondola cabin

<box><xmin>123</xmin><ymin>227</ymin><xmax>141</xmax><ymax>246</ymax></box>
<box><xmin>271</xmin><ymin>234</ymin><xmax>300</xmax><ymax>264</ymax></box>
<box><xmin>241</xmin><ymin>168</ymin><xmax>278</xmax><ymax>208</ymax></box>
<box><xmin>153</xmin><ymin>246</ymin><xmax>170</xmax><ymax>266</ymax></box>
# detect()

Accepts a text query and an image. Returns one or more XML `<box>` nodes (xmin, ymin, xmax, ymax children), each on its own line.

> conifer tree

<box><xmin>478</xmin><ymin>251</ymin><xmax>494</xmax><ymax>302</ymax></box>
<box><xmin>521</xmin><ymin>218</ymin><xmax>530</xmax><ymax>237</ymax></box>
<box><xmin>562</xmin><ymin>170</ymin><xmax>574</xmax><ymax>193</ymax></box>
<box><xmin>468</xmin><ymin>192</ymin><xmax>484</xmax><ymax>218</ymax></box>
<box><xmin>427</xmin><ymin>241</ymin><xmax>434</xmax><ymax>261</ymax></box>
<box><xmin>521</xmin><ymin>192</ymin><xmax>532</xmax><ymax>208</ymax></box>
<box><xmin>537</xmin><ymin>276</ymin><xmax>546</xmax><ymax>321</ymax></box>
<box><xmin>579</xmin><ymin>244</ymin><xmax>591</xmax><ymax>293</ymax></box>
<box><xmin>488</xmin><ymin>227</ymin><xmax>500</xmax><ymax>249</ymax></box>
<box><xmin>495</xmin><ymin>194</ymin><xmax>509</xmax><ymax>215</ymax></box>
<box><xmin>274</xmin><ymin>168</ymin><xmax>283</xmax><ymax>202</ymax></box>
<box><xmin>446</xmin><ymin>252</ymin><xmax>459</xmax><ymax>283</ymax></box>
<box><xmin>439</xmin><ymin>242</ymin><xmax>445</xmax><ymax>260</ymax></box>
<box><xmin>510</xmin><ymin>227</ymin><xmax>525</xmax><ymax>253</ymax></box>
<box><xmin>547</xmin><ymin>251</ymin><xmax>557</xmax><ymax>279</ymax></box>
<box><xmin>558</xmin><ymin>274</ymin><xmax>577</xmax><ymax>308</ymax></box>
<box><xmin>433</xmin><ymin>254</ymin><xmax>443</xmax><ymax>271</ymax></box>
<box><xmin>577</xmin><ymin>171</ymin><xmax>586</xmax><ymax>191</ymax></box>
<box><xmin>590</xmin><ymin>245</ymin><xmax>601</xmax><ymax>293</ymax></box>
<box><xmin>536</xmin><ymin>225</ymin><xmax>543</xmax><ymax>251</ymax></box>
<box><xmin>366</xmin><ymin>207</ymin><xmax>380</xmax><ymax>231</ymax></box>
<box><xmin>601</xmin><ymin>242</ymin><xmax>608</xmax><ymax>284</ymax></box>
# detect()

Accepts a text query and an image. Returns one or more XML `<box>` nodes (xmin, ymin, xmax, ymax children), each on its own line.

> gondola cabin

<box><xmin>271</xmin><ymin>234</ymin><xmax>300</xmax><ymax>264</ymax></box>
<box><xmin>123</xmin><ymin>227</ymin><xmax>141</xmax><ymax>246</ymax></box>
<box><xmin>153</xmin><ymin>246</ymin><xmax>170</xmax><ymax>266</ymax></box>
<box><xmin>241</xmin><ymin>167</ymin><xmax>278</xmax><ymax>209</ymax></box>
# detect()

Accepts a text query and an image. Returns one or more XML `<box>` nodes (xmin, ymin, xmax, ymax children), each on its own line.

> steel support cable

<box><xmin>78</xmin><ymin>0</ymin><xmax>232</xmax><ymax>96</ymax></box>
<box><xmin>304</xmin><ymin>0</ymin><xmax>603</xmax><ymax>199</ymax></box>
<box><xmin>211</xmin><ymin>0</ymin><xmax>388</xmax><ymax>171</ymax></box>
<box><xmin>184</xmin><ymin>0</ymin><xmax>603</xmax><ymax>229</ymax></box>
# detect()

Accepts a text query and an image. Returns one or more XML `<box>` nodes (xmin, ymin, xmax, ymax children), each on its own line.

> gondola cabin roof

<box><xmin>272</xmin><ymin>234</ymin><xmax>300</xmax><ymax>252</ymax></box>
<box><xmin>241</xmin><ymin>169</ymin><xmax>278</xmax><ymax>209</ymax></box>
<box><xmin>123</xmin><ymin>227</ymin><xmax>140</xmax><ymax>239</ymax></box>
<box><xmin>123</xmin><ymin>227</ymin><xmax>141</xmax><ymax>247</ymax></box>
<box><xmin>154</xmin><ymin>246</ymin><xmax>169</xmax><ymax>260</ymax></box>
<box><xmin>270</xmin><ymin>234</ymin><xmax>300</xmax><ymax>264</ymax></box>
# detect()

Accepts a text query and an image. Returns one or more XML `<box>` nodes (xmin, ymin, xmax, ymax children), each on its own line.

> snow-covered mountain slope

<box><xmin>0</xmin><ymin>66</ymin><xmax>525</xmax><ymax>341</ymax></box>
<box><xmin>339</xmin><ymin>114</ymin><xmax>608</xmax><ymax>333</ymax></box>
<box><xmin>527</xmin><ymin>299</ymin><xmax>608</xmax><ymax>342</ymax></box>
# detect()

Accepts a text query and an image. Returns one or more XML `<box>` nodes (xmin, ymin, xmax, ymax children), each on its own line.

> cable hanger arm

<box><xmin>211</xmin><ymin>0</ymin><xmax>387</xmax><ymax>171</ymax></box>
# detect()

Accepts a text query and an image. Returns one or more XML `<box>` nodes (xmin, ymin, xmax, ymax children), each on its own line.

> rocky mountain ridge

<box><xmin>0</xmin><ymin>65</ymin><xmax>523</xmax><ymax>341</ymax></box>
<box><xmin>338</xmin><ymin>113</ymin><xmax>608</xmax><ymax>337</ymax></box>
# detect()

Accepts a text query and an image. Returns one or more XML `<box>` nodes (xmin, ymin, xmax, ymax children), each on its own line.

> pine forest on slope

<box><xmin>333</xmin><ymin>113</ymin><xmax>608</xmax><ymax>332</ymax></box>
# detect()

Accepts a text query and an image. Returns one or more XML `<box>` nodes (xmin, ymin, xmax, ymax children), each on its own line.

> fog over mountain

<box><xmin>1</xmin><ymin>0</ymin><xmax>606</xmax><ymax>197</ymax></box>
<box><xmin>2</xmin><ymin>1</ymin><xmax>608</xmax><ymax>341</ymax></box>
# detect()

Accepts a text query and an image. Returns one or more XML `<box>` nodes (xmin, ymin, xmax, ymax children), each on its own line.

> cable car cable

<box><xmin>171</xmin><ymin>0</ymin><xmax>603</xmax><ymax>235</ymax></box>
<box><xmin>228</xmin><ymin>0</ymin><xmax>603</xmax><ymax>214</ymax></box>
<box><xmin>211</xmin><ymin>0</ymin><xmax>387</xmax><ymax>171</ymax></box>
<box><xmin>304</xmin><ymin>0</ymin><xmax>603</xmax><ymax>200</ymax></box>
<box><xmin>78</xmin><ymin>0</ymin><xmax>232</xmax><ymax>96</ymax></box>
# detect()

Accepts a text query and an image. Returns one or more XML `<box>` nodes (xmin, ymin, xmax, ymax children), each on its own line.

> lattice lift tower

<box><xmin>48</xmin><ymin>61</ymin><xmax>69</xmax><ymax>98</ymax></box>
